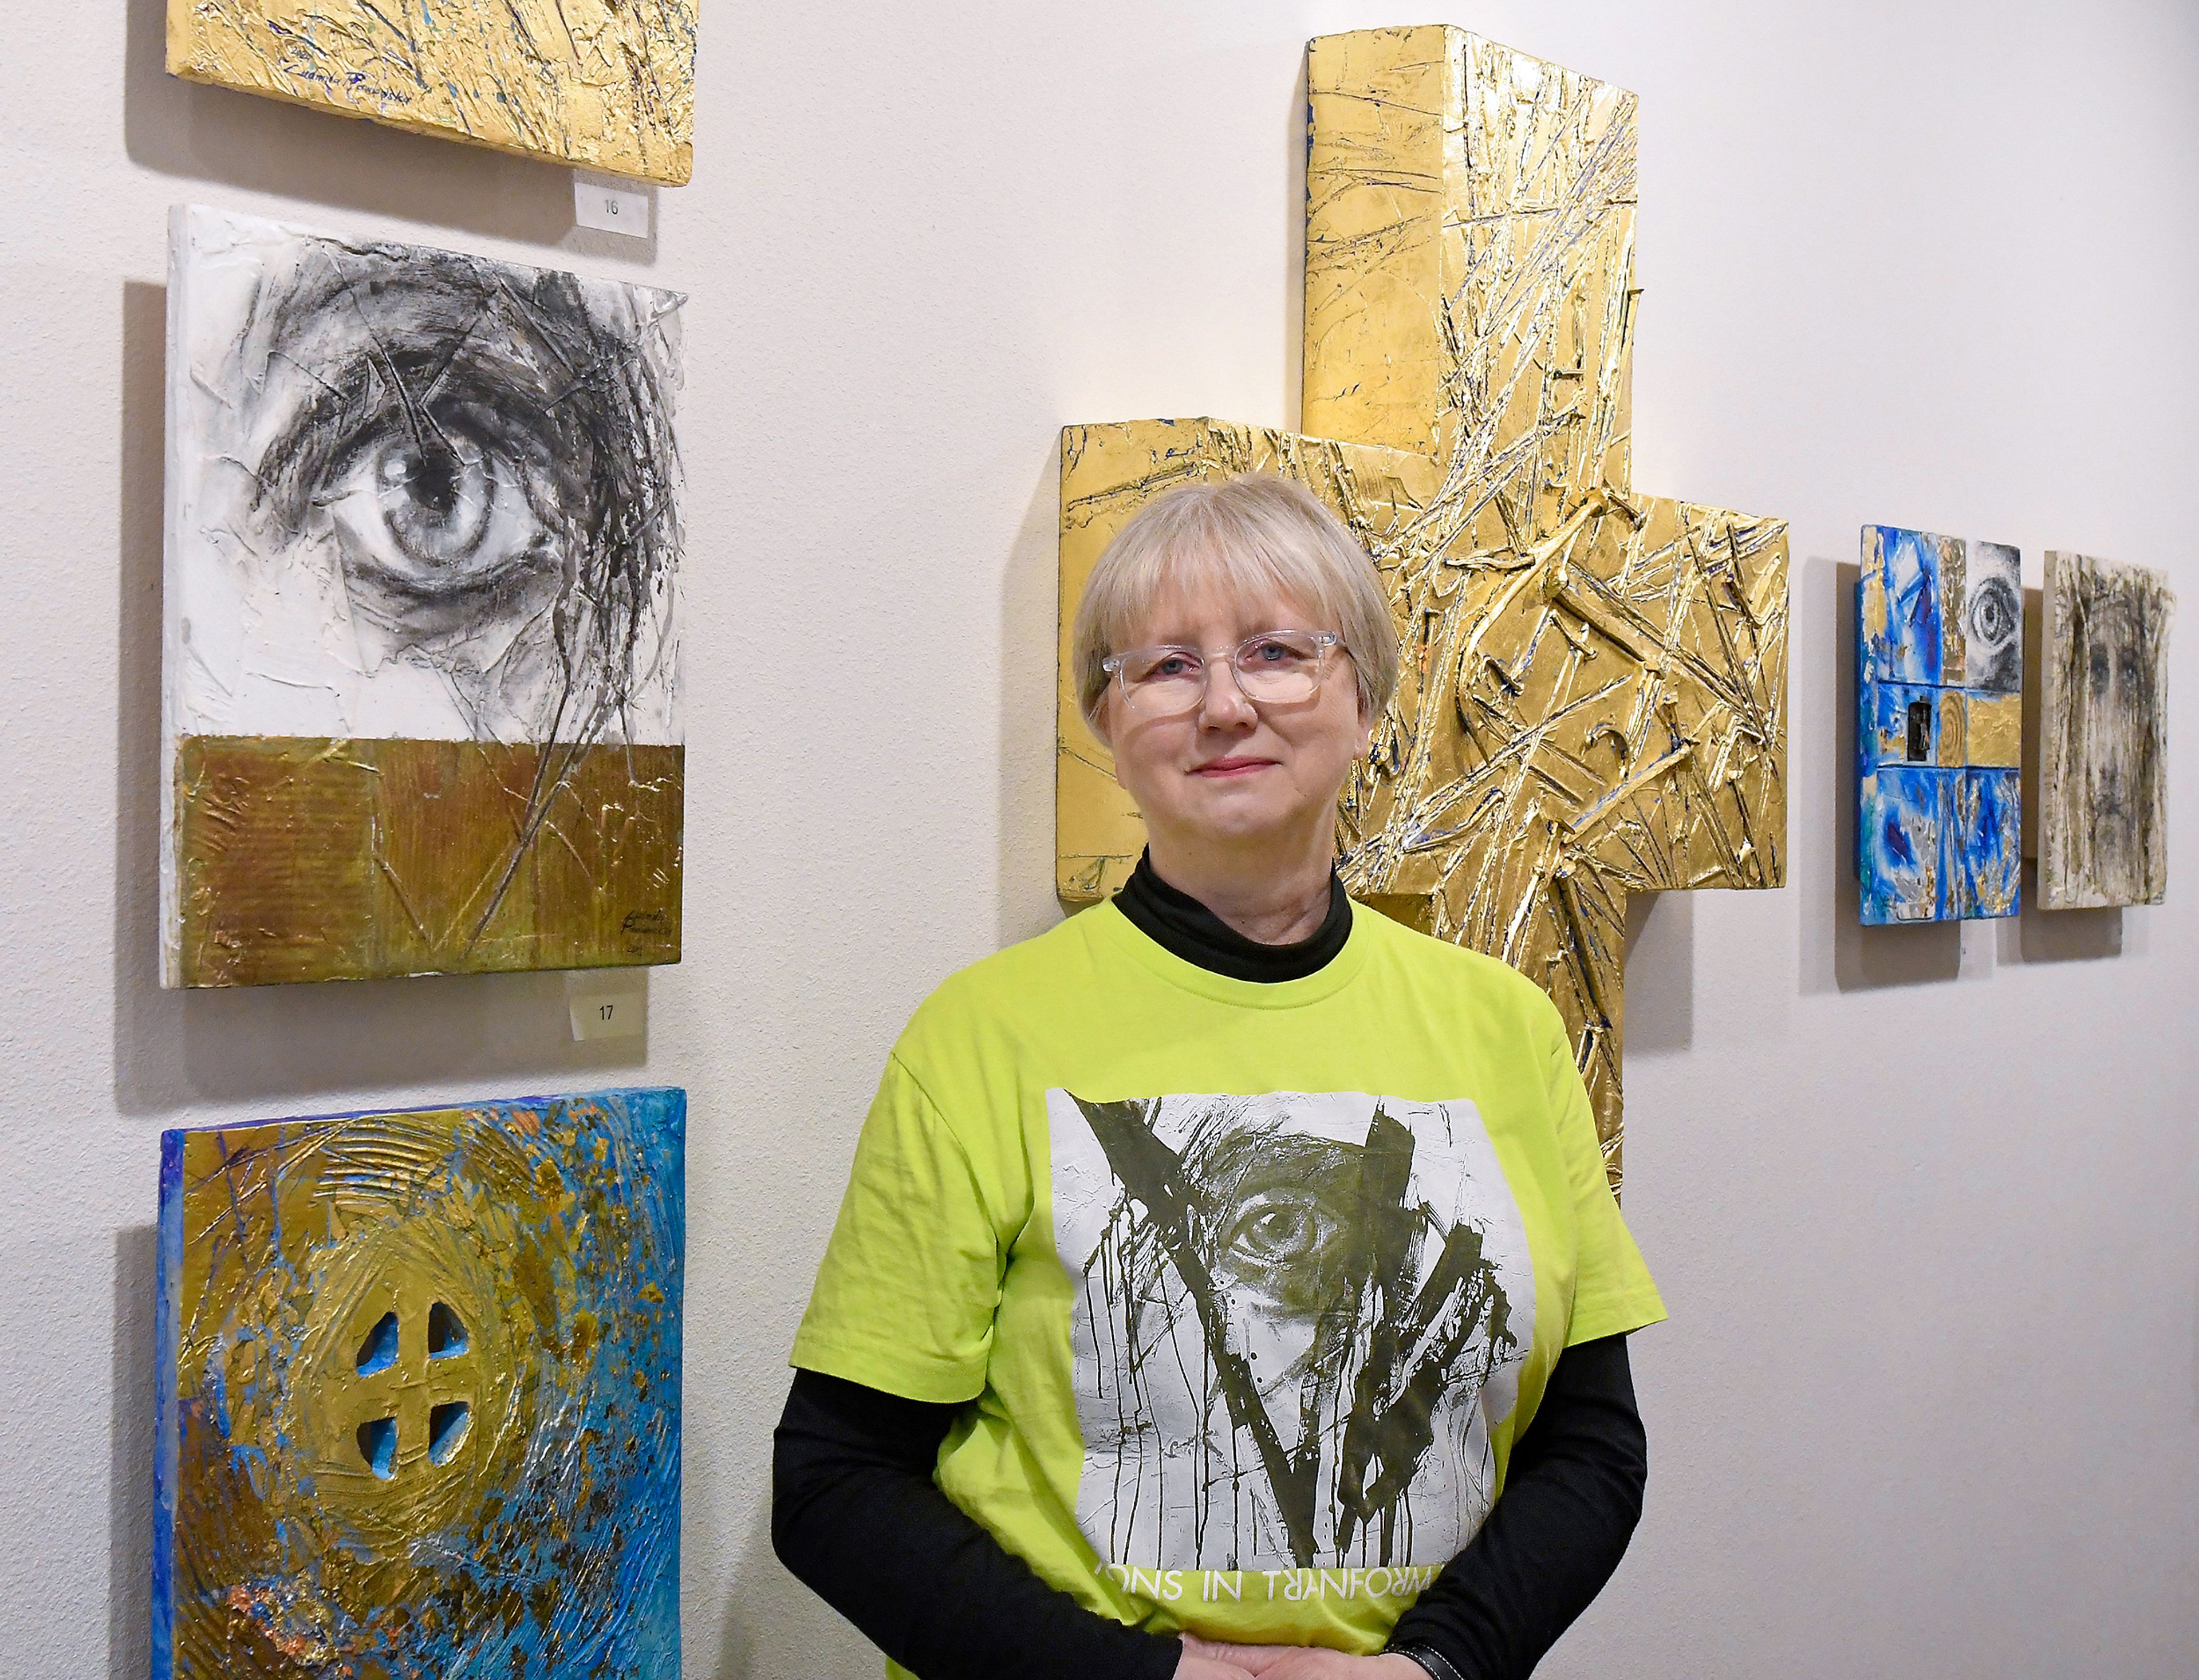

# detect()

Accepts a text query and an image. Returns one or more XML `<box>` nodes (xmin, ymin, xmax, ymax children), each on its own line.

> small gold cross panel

<box><xmin>1056</xmin><ymin>26</ymin><xmax>1790</xmax><ymax>1189</ymax></box>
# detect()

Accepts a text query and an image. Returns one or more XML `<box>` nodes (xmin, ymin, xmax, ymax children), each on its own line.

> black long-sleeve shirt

<box><xmin>773</xmin><ymin>857</ymin><xmax>1649</xmax><ymax>1679</ymax></box>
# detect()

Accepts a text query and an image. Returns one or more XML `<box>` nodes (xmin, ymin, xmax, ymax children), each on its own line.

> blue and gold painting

<box><xmin>1858</xmin><ymin>526</ymin><xmax>2023</xmax><ymax>922</ymax></box>
<box><xmin>152</xmin><ymin>1088</ymin><xmax>684</xmax><ymax>1680</ymax></box>
<box><xmin>1956</xmin><ymin>768</ymin><xmax>2022</xmax><ymax>918</ymax></box>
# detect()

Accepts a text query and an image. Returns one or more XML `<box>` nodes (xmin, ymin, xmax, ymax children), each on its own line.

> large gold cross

<box><xmin>1055</xmin><ymin>26</ymin><xmax>1790</xmax><ymax>1188</ymax></box>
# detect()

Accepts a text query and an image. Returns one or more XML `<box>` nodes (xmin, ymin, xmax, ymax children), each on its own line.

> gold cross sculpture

<box><xmin>1056</xmin><ymin>26</ymin><xmax>1790</xmax><ymax>1189</ymax></box>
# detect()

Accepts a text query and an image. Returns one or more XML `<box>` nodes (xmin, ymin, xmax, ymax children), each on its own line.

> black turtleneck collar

<box><xmin>1112</xmin><ymin>850</ymin><xmax>1353</xmax><ymax>983</ymax></box>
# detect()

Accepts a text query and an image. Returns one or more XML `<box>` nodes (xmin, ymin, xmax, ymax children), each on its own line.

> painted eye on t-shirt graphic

<box><xmin>1047</xmin><ymin>1090</ymin><xmax>1535</xmax><ymax>1576</ymax></box>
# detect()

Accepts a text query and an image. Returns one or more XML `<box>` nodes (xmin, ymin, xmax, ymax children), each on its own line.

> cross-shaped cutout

<box><xmin>1057</xmin><ymin>27</ymin><xmax>1790</xmax><ymax>1186</ymax></box>
<box><xmin>339</xmin><ymin>1285</ymin><xmax>479</xmax><ymax>1485</ymax></box>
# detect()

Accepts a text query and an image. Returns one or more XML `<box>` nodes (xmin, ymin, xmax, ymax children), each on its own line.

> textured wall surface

<box><xmin>1</xmin><ymin>4</ymin><xmax>2195</xmax><ymax>1679</ymax></box>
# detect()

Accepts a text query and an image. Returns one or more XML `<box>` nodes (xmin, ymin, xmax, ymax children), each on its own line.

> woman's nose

<box><xmin>1198</xmin><ymin>660</ymin><xmax>1259</xmax><ymax>727</ymax></box>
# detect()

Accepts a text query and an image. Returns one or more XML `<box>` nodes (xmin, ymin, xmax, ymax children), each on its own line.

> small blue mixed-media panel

<box><xmin>1857</xmin><ymin>526</ymin><xmax>2023</xmax><ymax>923</ymax></box>
<box><xmin>152</xmin><ymin>1087</ymin><xmax>685</xmax><ymax>1680</ymax></box>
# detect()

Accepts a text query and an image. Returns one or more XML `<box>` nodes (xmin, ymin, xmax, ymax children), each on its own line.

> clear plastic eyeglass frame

<box><xmin>1102</xmin><ymin>629</ymin><xmax>1345</xmax><ymax>716</ymax></box>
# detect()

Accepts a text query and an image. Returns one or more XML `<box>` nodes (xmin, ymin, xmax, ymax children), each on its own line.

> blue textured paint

<box><xmin>427</xmin><ymin>1402</ymin><xmax>470</xmax><ymax>1465</ymax></box>
<box><xmin>355</xmin><ymin>1311</ymin><xmax>399</xmax><ymax>1375</ymax></box>
<box><xmin>1867</xmin><ymin>524</ymin><xmax>1945</xmax><ymax>685</ymax></box>
<box><xmin>1957</xmin><ymin>768</ymin><xmax>2023</xmax><ymax>918</ymax></box>
<box><xmin>358</xmin><ymin>1415</ymin><xmax>398</xmax><ymax>1478</ymax></box>
<box><xmin>151</xmin><ymin>1134</ymin><xmax>183</xmax><ymax>1680</ymax></box>
<box><xmin>1861</xmin><ymin>763</ymin><xmax>1952</xmax><ymax>922</ymax></box>
<box><xmin>427</xmin><ymin>1300</ymin><xmax>467</xmax><ymax>1356</ymax></box>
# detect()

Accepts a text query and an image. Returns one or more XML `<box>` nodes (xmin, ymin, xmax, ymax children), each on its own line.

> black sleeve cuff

<box><xmin>773</xmin><ymin>1369</ymin><xmax>1183</xmax><ymax>1680</ymax></box>
<box><xmin>1385</xmin><ymin>1643</ymin><xmax>1471</xmax><ymax>1680</ymax></box>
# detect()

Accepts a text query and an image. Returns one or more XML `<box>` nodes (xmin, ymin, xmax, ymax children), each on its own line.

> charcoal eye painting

<box><xmin>152</xmin><ymin>1087</ymin><xmax>684</xmax><ymax>1680</ymax></box>
<box><xmin>1856</xmin><ymin>526</ymin><xmax>2022</xmax><ymax>922</ymax></box>
<box><xmin>1049</xmin><ymin>1090</ymin><xmax>1535</xmax><ymax>1573</ymax></box>
<box><xmin>161</xmin><ymin>204</ymin><xmax>685</xmax><ymax>985</ymax></box>
<box><xmin>2038</xmin><ymin>551</ymin><xmax>2175</xmax><ymax>908</ymax></box>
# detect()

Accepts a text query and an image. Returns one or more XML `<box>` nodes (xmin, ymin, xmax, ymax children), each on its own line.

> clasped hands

<box><xmin>1177</xmin><ymin>1632</ymin><xmax>1428</xmax><ymax>1680</ymax></box>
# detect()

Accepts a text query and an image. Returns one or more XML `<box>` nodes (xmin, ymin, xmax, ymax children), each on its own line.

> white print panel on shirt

<box><xmin>1047</xmin><ymin>1090</ymin><xmax>1536</xmax><ymax>1574</ymax></box>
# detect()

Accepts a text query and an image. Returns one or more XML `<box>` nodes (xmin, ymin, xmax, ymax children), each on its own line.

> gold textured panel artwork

<box><xmin>1057</xmin><ymin>27</ymin><xmax>1790</xmax><ymax>1186</ymax></box>
<box><xmin>167</xmin><ymin>0</ymin><xmax>697</xmax><ymax>184</ymax></box>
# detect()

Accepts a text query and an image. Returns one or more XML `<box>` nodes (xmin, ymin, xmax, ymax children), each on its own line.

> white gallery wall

<box><xmin>2</xmin><ymin>1</ymin><xmax>2194</xmax><ymax>1674</ymax></box>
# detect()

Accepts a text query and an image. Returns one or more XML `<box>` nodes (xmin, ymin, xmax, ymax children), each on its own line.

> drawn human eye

<box><xmin>235</xmin><ymin>243</ymin><xmax>682</xmax><ymax>752</ymax></box>
<box><xmin>1235</xmin><ymin>1199</ymin><xmax>1326</xmax><ymax>1262</ymax></box>
<box><xmin>1217</xmin><ymin>1188</ymin><xmax>1353</xmax><ymax>1314</ymax></box>
<box><xmin>1963</xmin><ymin>575</ymin><xmax>2017</xmax><ymax>651</ymax></box>
<box><xmin>2091</xmin><ymin>643</ymin><xmax>2113</xmax><ymax>696</ymax></box>
<box><xmin>2118</xmin><ymin>646</ymin><xmax>2150</xmax><ymax>703</ymax></box>
<box><xmin>319</xmin><ymin>416</ymin><xmax>554</xmax><ymax>606</ymax></box>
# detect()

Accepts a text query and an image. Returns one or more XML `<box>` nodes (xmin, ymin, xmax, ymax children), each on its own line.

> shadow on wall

<box><xmin>112</xmin><ymin>281</ymin><xmax>650</xmax><ymax>1116</ymax></box>
<box><xmin>120</xmin><ymin>0</ymin><xmax>652</xmax><ymax>263</ymax></box>
<box><xmin>2000</xmin><ymin>861</ymin><xmax>2123</xmax><ymax>963</ymax></box>
<box><xmin>1622</xmin><ymin>890</ymin><xmax>1694</xmax><ymax>1055</ymax></box>
<box><xmin>109</xmin><ymin>1226</ymin><xmax>156</xmax><ymax>1680</ymax></box>
<box><xmin>1279</xmin><ymin>50</ymin><xmax>1307</xmax><ymax>436</ymax></box>
<box><xmin>999</xmin><ymin>440</ymin><xmax>1066</xmax><ymax>949</ymax></box>
<box><xmin>712</xmin><ymin>1498</ymin><xmax>879</xmax><ymax>1679</ymax></box>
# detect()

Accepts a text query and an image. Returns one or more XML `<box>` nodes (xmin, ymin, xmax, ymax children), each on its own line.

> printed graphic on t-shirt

<box><xmin>1047</xmin><ymin>1090</ymin><xmax>1535</xmax><ymax>1575</ymax></box>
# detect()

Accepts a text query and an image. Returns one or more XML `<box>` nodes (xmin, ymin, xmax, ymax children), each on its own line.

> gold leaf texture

<box><xmin>167</xmin><ymin>0</ymin><xmax>697</xmax><ymax>184</ymax></box>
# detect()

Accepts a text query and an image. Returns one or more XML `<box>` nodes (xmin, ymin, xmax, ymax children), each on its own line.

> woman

<box><xmin>775</xmin><ymin>475</ymin><xmax>1664</xmax><ymax>1680</ymax></box>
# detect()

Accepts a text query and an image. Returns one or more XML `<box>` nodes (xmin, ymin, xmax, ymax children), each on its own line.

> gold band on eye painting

<box><xmin>173</xmin><ymin>737</ymin><xmax>683</xmax><ymax>985</ymax></box>
<box><xmin>1056</xmin><ymin>26</ymin><xmax>1791</xmax><ymax>1192</ymax></box>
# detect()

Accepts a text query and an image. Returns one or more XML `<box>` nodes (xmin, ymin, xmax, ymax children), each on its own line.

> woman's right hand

<box><xmin>1177</xmin><ymin>1655</ymin><xmax>1259</xmax><ymax>1680</ymax></box>
<box><xmin>1177</xmin><ymin>1633</ymin><xmax>1263</xmax><ymax>1679</ymax></box>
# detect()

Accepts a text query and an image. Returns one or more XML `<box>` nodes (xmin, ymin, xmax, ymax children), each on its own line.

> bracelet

<box><xmin>1384</xmin><ymin>1644</ymin><xmax>1469</xmax><ymax>1680</ymax></box>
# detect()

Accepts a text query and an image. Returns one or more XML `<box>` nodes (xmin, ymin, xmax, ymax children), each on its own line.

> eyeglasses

<box><xmin>1102</xmin><ymin>629</ymin><xmax>1346</xmax><ymax>716</ymax></box>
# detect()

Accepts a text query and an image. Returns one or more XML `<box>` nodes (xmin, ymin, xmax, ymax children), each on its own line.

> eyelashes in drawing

<box><xmin>224</xmin><ymin>233</ymin><xmax>683</xmax><ymax>745</ymax></box>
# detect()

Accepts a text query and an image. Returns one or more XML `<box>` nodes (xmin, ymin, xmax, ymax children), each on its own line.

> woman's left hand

<box><xmin>1180</xmin><ymin>1635</ymin><xmax>1428</xmax><ymax>1678</ymax></box>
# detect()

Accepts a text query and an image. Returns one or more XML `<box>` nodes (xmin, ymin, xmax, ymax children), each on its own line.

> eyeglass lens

<box><xmin>1117</xmin><ymin>632</ymin><xmax>1330</xmax><ymax>714</ymax></box>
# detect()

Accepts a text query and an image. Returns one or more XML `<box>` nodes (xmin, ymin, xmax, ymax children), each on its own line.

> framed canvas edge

<box><xmin>2034</xmin><ymin>549</ymin><xmax>2176</xmax><ymax>910</ymax></box>
<box><xmin>150</xmin><ymin>1131</ymin><xmax>185</xmax><ymax>1680</ymax></box>
<box><xmin>156</xmin><ymin>210</ymin><xmax>690</xmax><ymax>984</ymax></box>
<box><xmin>158</xmin><ymin>205</ymin><xmax>192</xmax><ymax>989</ymax></box>
<box><xmin>2036</xmin><ymin>550</ymin><xmax>2075</xmax><ymax>906</ymax></box>
<box><xmin>164</xmin><ymin>14</ymin><xmax>695</xmax><ymax>186</ymax></box>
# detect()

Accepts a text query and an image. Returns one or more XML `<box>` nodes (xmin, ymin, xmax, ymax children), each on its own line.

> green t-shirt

<box><xmin>792</xmin><ymin>898</ymin><xmax>1665</xmax><ymax>1662</ymax></box>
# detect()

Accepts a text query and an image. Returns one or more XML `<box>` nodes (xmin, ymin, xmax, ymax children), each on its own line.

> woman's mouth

<box><xmin>1191</xmin><ymin>756</ymin><xmax>1277</xmax><ymax>779</ymax></box>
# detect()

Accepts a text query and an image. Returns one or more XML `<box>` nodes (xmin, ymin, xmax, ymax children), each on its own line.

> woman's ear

<box><xmin>1086</xmin><ymin>694</ymin><xmax>1114</xmax><ymax>752</ymax></box>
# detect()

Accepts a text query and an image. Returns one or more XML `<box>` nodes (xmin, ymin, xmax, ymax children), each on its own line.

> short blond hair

<box><xmin>1071</xmin><ymin>474</ymin><xmax>1400</xmax><ymax>732</ymax></box>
